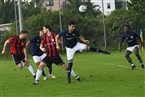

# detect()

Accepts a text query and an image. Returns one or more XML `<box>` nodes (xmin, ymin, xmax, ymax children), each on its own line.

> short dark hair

<box><xmin>21</xmin><ymin>30</ymin><xmax>28</xmax><ymax>34</ymax></box>
<box><xmin>39</xmin><ymin>26</ymin><xmax>43</xmax><ymax>31</ymax></box>
<box><xmin>44</xmin><ymin>25</ymin><xmax>51</xmax><ymax>31</ymax></box>
<box><xmin>124</xmin><ymin>25</ymin><xmax>131</xmax><ymax>29</ymax></box>
<box><xmin>68</xmin><ymin>21</ymin><xmax>75</xmax><ymax>25</ymax></box>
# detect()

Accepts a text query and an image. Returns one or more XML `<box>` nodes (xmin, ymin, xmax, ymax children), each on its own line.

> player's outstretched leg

<box><xmin>67</xmin><ymin>60</ymin><xmax>73</xmax><ymax>83</ymax></box>
<box><xmin>87</xmin><ymin>46</ymin><xmax>111</xmax><ymax>54</ymax></box>
<box><xmin>125</xmin><ymin>50</ymin><xmax>136</xmax><ymax>70</ymax></box>
<box><xmin>134</xmin><ymin>47</ymin><xmax>144</xmax><ymax>69</ymax></box>
<box><xmin>61</xmin><ymin>64</ymin><xmax>81</xmax><ymax>81</ymax></box>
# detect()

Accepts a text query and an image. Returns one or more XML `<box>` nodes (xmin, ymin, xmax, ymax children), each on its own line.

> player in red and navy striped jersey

<box><xmin>34</xmin><ymin>25</ymin><xmax>80</xmax><ymax>84</ymax></box>
<box><xmin>2</xmin><ymin>30</ymin><xmax>36</xmax><ymax>78</ymax></box>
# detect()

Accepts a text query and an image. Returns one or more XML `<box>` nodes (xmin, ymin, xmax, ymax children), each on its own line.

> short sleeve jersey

<box><xmin>8</xmin><ymin>36</ymin><xmax>26</xmax><ymax>55</ymax></box>
<box><xmin>58</xmin><ymin>29</ymin><xmax>80</xmax><ymax>48</ymax></box>
<box><xmin>30</xmin><ymin>34</ymin><xmax>44</xmax><ymax>56</ymax></box>
<box><xmin>120</xmin><ymin>32</ymin><xmax>139</xmax><ymax>47</ymax></box>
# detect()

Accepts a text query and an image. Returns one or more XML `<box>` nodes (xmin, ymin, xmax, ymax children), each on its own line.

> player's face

<box><xmin>43</xmin><ymin>27</ymin><xmax>48</xmax><ymax>34</ymax></box>
<box><xmin>69</xmin><ymin>24</ymin><xmax>75</xmax><ymax>32</ymax></box>
<box><xmin>40</xmin><ymin>30</ymin><xmax>45</xmax><ymax>37</ymax></box>
<box><xmin>124</xmin><ymin>27</ymin><xmax>130</xmax><ymax>33</ymax></box>
<box><xmin>22</xmin><ymin>33</ymin><xmax>28</xmax><ymax>39</ymax></box>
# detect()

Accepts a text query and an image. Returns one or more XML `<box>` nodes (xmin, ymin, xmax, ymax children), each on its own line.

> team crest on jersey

<box><xmin>37</xmin><ymin>40</ymin><xmax>39</xmax><ymax>42</ymax></box>
<box><xmin>66</xmin><ymin>34</ymin><xmax>69</xmax><ymax>36</ymax></box>
<box><xmin>21</xmin><ymin>43</ymin><xmax>24</xmax><ymax>46</ymax></box>
<box><xmin>52</xmin><ymin>38</ymin><xmax>54</xmax><ymax>42</ymax></box>
<box><xmin>131</xmin><ymin>36</ymin><xmax>133</xmax><ymax>39</ymax></box>
<box><xmin>72</xmin><ymin>34</ymin><xmax>75</xmax><ymax>36</ymax></box>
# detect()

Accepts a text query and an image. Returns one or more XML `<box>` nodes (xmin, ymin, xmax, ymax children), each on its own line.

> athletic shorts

<box><xmin>32</xmin><ymin>53</ymin><xmax>47</xmax><ymax>63</ymax></box>
<box><xmin>126</xmin><ymin>45</ymin><xmax>139</xmax><ymax>52</ymax></box>
<box><xmin>12</xmin><ymin>54</ymin><xmax>25</xmax><ymax>65</ymax></box>
<box><xmin>42</xmin><ymin>54</ymin><xmax>64</xmax><ymax>66</ymax></box>
<box><xmin>66</xmin><ymin>42</ymin><xmax>87</xmax><ymax>60</ymax></box>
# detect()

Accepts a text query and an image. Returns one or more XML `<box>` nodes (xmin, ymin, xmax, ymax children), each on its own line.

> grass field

<box><xmin>0</xmin><ymin>51</ymin><xmax>144</xmax><ymax>97</ymax></box>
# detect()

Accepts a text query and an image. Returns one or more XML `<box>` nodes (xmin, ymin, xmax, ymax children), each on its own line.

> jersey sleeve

<box><xmin>23</xmin><ymin>40</ymin><xmax>27</xmax><ymax>48</ymax></box>
<box><xmin>40</xmin><ymin>38</ymin><xmax>45</xmax><ymax>46</ymax></box>
<box><xmin>58</xmin><ymin>30</ymin><xmax>66</xmax><ymax>37</ymax></box>
<box><xmin>8</xmin><ymin>36</ymin><xmax>15</xmax><ymax>43</ymax></box>
<box><xmin>30</xmin><ymin>35</ymin><xmax>37</xmax><ymax>43</ymax></box>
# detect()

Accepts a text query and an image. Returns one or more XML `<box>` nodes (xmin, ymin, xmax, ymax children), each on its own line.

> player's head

<box><xmin>124</xmin><ymin>25</ymin><xmax>131</xmax><ymax>33</ymax></box>
<box><xmin>20</xmin><ymin>30</ymin><xmax>28</xmax><ymax>39</ymax></box>
<box><xmin>39</xmin><ymin>27</ymin><xmax>45</xmax><ymax>37</ymax></box>
<box><xmin>43</xmin><ymin>25</ymin><xmax>51</xmax><ymax>34</ymax></box>
<box><xmin>68</xmin><ymin>21</ymin><xmax>75</xmax><ymax>32</ymax></box>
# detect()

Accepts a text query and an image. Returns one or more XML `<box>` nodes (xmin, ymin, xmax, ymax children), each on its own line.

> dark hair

<box><xmin>124</xmin><ymin>25</ymin><xmax>131</xmax><ymax>29</ymax></box>
<box><xmin>68</xmin><ymin>21</ymin><xmax>75</xmax><ymax>25</ymax></box>
<box><xmin>39</xmin><ymin>26</ymin><xmax>43</xmax><ymax>31</ymax></box>
<box><xmin>44</xmin><ymin>25</ymin><xmax>51</xmax><ymax>31</ymax></box>
<box><xmin>21</xmin><ymin>30</ymin><xmax>28</xmax><ymax>34</ymax></box>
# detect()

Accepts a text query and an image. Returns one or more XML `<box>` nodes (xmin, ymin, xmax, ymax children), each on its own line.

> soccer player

<box><xmin>34</xmin><ymin>25</ymin><xmax>80</xmax><ymax>84</ymax></box>
<box><xmin>26</xmin><ymin>27</ymin><xmax>54</xmax><ymax>80</ymax></box>
<box><xmin>55</xmin><ymin>21</ymin><xmax>111</xmax><ymax>83</ymax></box>
<box><xmin>1</xmin><ymin>30</ymin><xmax>36</xmax><ymax>78</ymax></box>
<box><xmin>118</xmin><ymin>25</ymin><xmax>144</xmax><ymax>70</ymax></box>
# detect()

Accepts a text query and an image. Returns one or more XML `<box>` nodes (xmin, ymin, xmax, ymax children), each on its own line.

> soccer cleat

<box><xmin>33</xmin><ymin>80</ymin><xmax>39</xmax><ymax>85</ymax></box>
<box><xmin>141</xmin><ymin>64</ymin><xmax>144</xmax><ymax>69</ymax></box>
<box><xmin>103</xmin><ymin>51</ymin><xmax>111</xmax><ymax>55</ymax></box>
<box><xmin>43</xmin><ymin>76</ymin><xmax>48</xmax><ymax>80</ymax></box>
<box><xmin>75</xmin><ymin>76</ymin><xmax>81</xmax><ymax>81</ymax></box>
<box><xmin>49</xmin><ymin>74</ymin><xmax>56</xmax><ymax>79</ymax></box>
<box><xmin>131</xmin><ymin>65</ymin><xmax>136</xmax><ymax>70</ymax></box>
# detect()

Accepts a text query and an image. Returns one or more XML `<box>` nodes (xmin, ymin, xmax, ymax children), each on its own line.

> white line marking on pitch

<box><xmin>105</xmin><ymin>63</ymin><xmax>130</xmax><ymax>69</ymax></box>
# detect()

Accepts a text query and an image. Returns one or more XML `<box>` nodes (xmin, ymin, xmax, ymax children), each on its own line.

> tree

<box><xmin>127</xmin><ymin>0</ymin><xmax>145</xmax><ymax>15</ymax></box>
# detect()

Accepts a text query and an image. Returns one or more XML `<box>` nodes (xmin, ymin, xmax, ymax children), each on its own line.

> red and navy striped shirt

<box><xmin>8</xmin><ymin>36</ymin><xmax>26</xmax><ymax>55</ymax></box>
<box><xmin>41</xmin><ymin>33</ymin><xmax>59</xmax><ymax>57</ymax></box>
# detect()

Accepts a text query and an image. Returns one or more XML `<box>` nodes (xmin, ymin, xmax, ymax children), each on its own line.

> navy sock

<box><xmin>138</xmin><ymin>59</ymin><xmax>143</xmax><ymax>64</ymax></box>
<box><xmin>47</xmin><ymin>65</ymin><xmax>52</xmax><ymax>74</ymax></box>
<box><xmin>129</xmin><ymin>61</ymin><xmax>133</xmax><ymax>65</ymax></box>
<box><xmin>68</xmin><ymin>60</ymin><xmax>73</xmax><ymax>82</ymax></box>
<box><xmin>42</xmin><ymin>70</ymin><xmax>46</xmax><ymax>77</ymax></box>
<box><xmin>89</xmin><ymin>47</ymin><xmax>104</xmax><ymax>53</ymax></box>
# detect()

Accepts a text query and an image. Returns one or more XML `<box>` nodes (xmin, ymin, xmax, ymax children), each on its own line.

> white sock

<box><xmin>21</xmin><ymin>61</ymin><xmax>25</xmax><ymax>67</ymax></box>
<box><xmin>35</xmin><ymin>69</ymin><xmax>42</xmax><ymax>81</ymax></box>
<box><xmin>71</xmin><ymin>69</ymin><xmax>77</xmax><ymax>78</ymax></box>
<box><xmin>27</xmin><ymin>64</ymin><xmax>35</xmax><ymax>76</ymax></box>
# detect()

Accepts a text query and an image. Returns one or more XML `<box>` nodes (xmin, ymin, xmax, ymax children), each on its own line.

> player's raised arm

<box><xmin>1</xmin><ymin>39</ymin><xmax>10</xmax><ymax>54</ymax></box>
<box><xmin>55</xmin><ymin>35</ymin><xmax>61</xmax><ymax>50</ymax></box>
<box><xmin>79</xmin><ymin>35</ymin><xmax>89</xmax><ymax>44</ymax></box>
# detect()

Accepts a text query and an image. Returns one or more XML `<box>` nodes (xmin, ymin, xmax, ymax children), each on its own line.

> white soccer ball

<box><xmin>79</xmin><ymin>5</ymin><xmax>87</xmax><ymax>13</ymax></box>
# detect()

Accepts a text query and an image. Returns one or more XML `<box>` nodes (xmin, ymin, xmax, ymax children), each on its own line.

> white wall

<box><xmin>91</xmin><ymin>0</ymin><xmax>116</xmax><ymax>15</ymax></box>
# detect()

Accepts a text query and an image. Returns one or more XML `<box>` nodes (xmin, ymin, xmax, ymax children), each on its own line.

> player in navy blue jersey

<box><xmin>118</xmin><ymin>25</ymin><xmax>144</xmax><ymax>70</ymax></box>
<box><xmin>26</xmin><ymin>27</ymin><xmax>53</xmax><ymax>80</ymax></box>
<box><xmin>56</xmin><ymin>21</ymin><xmax>111</xmax><ymax>83</ymax></box>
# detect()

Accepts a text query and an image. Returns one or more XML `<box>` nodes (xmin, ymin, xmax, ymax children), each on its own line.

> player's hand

<box><xmin>41</xmin><ymin>48</ymin><xmax>46</xmax><ymax>52</ymax></box>
<box><xmin>85</xmin><ymin>40</ymin><xmax>89</xmax><ymax>44</ymax></box>
<box><xmin>56</xmin><ymin>46</ymin><xmax>60</xmax><ymax>50</ymax></box>
<box><xmin>1</xmin><ymin>50</ymin><xmax>5</xmax><ymax>55</ymax></box>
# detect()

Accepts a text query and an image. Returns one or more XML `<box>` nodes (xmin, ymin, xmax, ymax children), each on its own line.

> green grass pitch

<box><xmin>0</xmin><ymin>51</ymin><xmax>144</xmax><ymax>97</ymax></box>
